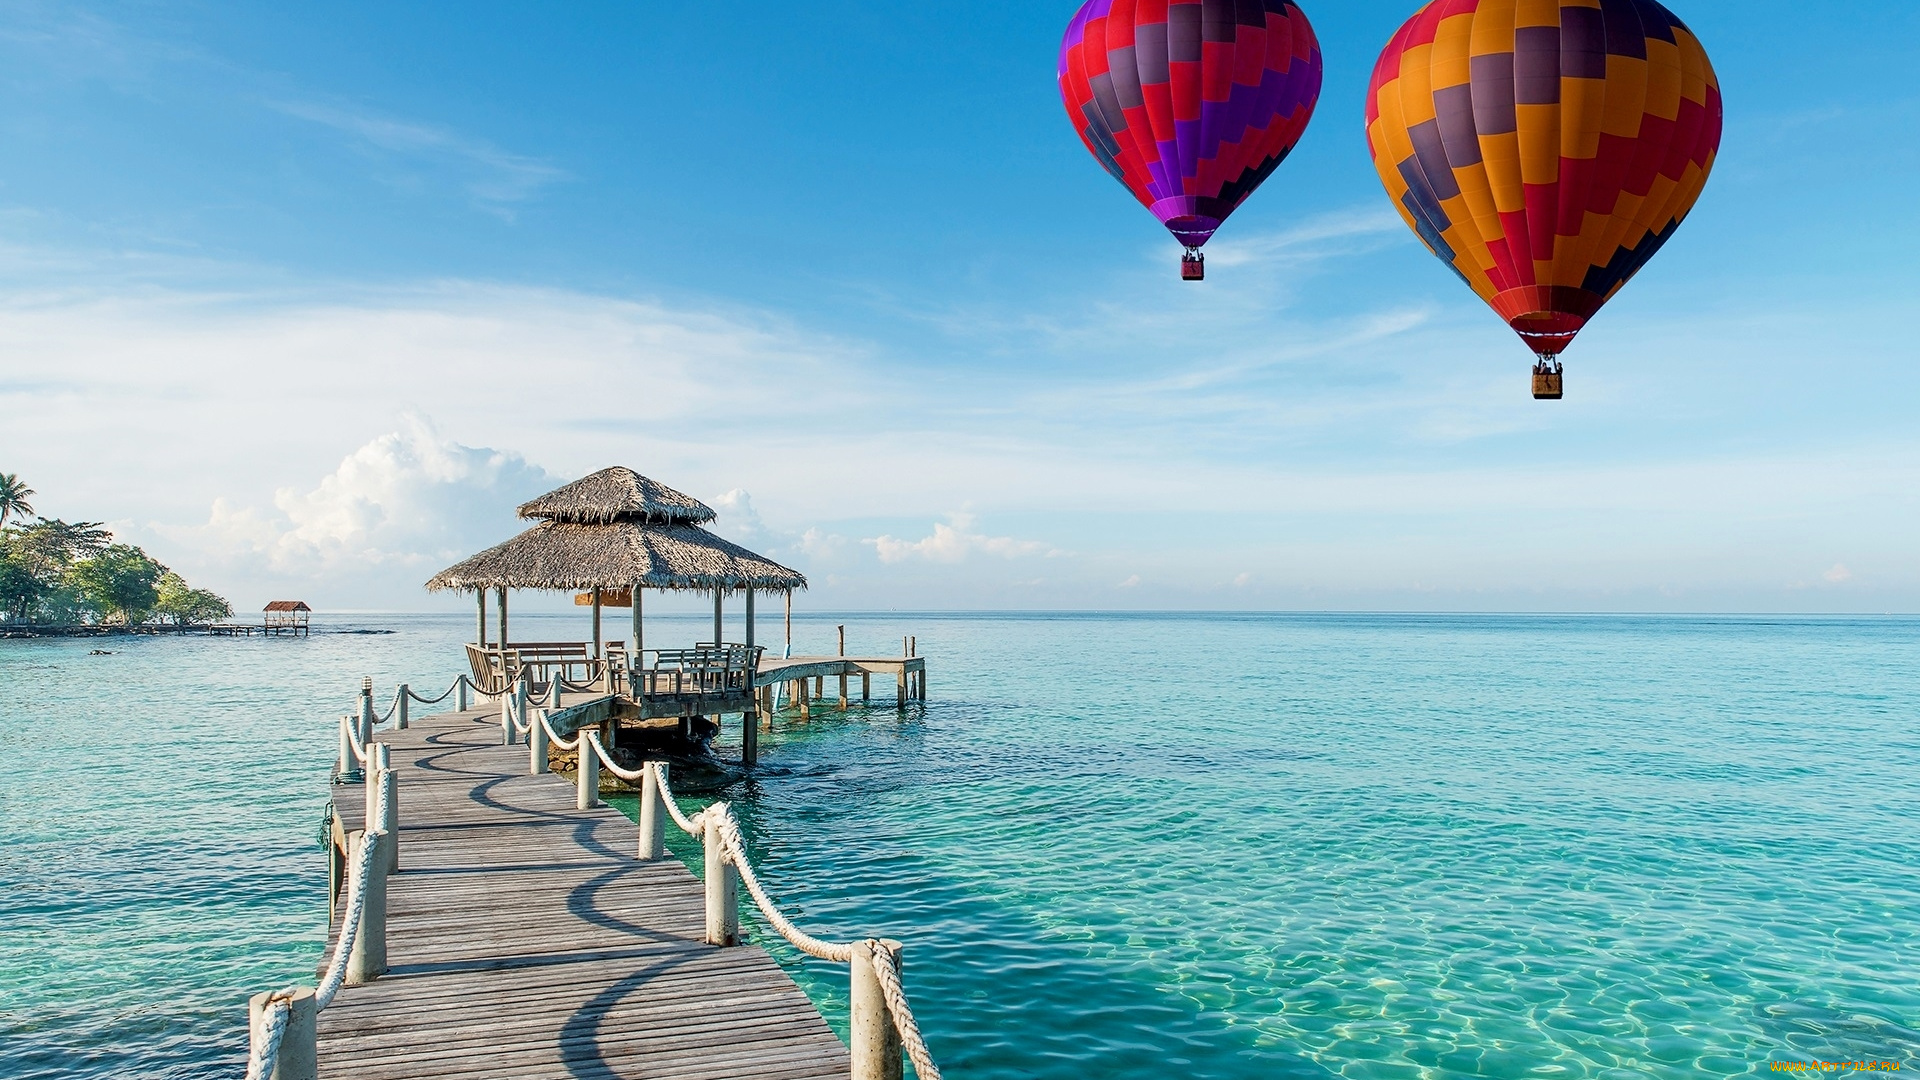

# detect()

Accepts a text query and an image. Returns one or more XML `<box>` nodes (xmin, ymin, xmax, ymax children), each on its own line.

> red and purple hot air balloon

<box><xmin>1059</xmin><ymin>0</ymin><xmax>1324</xmax><ymax>280</ymax></box>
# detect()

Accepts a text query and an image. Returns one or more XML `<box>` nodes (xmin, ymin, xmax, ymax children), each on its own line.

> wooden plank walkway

<box><xmin>320</xmin><ymin>707</ymin><xmax>849</xmax><ymax>1079</ymax></box>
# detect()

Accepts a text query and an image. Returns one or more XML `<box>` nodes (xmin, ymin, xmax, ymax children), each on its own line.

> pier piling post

<box><xmin>896</xmin><ymin>670</ymin><xmax>907</xmax><ymax>709</ymax></box>
<box><xmin>638</xmin><ymin>764</ymin><xmax>666</xmax><ymax>860</ymax></box>
<box><xmin>851</xmin><ymin>939</ymin><xmax>905</xmax><ymax>1080</ymax></box>
<box><xmin>397</xmin><ymin>685</ymin><xmax>409</xmax><ymax>730</ymax></box>
<box><xmin>530</xmin><ymin>708</ymin><xmax>550</xmax><ymax>775</ymax></box>
<box><xmin>744</xmin><ymin>589</ymin><xmax>758</xmax><ymax>768</ymax></box>
<box><xmin>336</xmin><ymin>715</ymin><xmax>354</xmax><ymax>778</ymax></box>
<box><xmin>377</xmin><ymin>745</ymin><xmax>398</xmax><ymax>873</ymax></box>
<box><xmin>360</xmin><ymin>678</ymin><xmax>373</xmax><ymax>744</ymax></box>
<box><xmin>457</xmin><ymin>676</ymin><xmax>470</xmax><ymax>713</ymax></box>
<box><xmin>363</xmin><ymin>746</ymin><xmax>383</xmax><ymax>844</ymax></box>
<box><xmin>327</xmin><ymin>829</ymin><xmax>344</xmax><ymax>923</ymax></box>
<box><xmin>702</xmin><ymin>810</ymin><xmax>740</xmax><ymax>946</ymax></box>
<box><xmin>248</xmin><ymin>987</ymin><xmax>317</xmax><ymax>1080</ymax></box>
<box><xmin>346</xmin><ymin>830</ymin><xmax>388</xmax><ymax>984</ymax></box>
<box><xmin>838</xmin><ymin>626</ymin><xmax>848</xmax><ymax>710</ymax></box>
<box><xmin>578</xmin><ymin>729</ymin><xmax>600</xmax><ymax>810</ymax></box>
<box><xmin>510</xmin><ymin>677</ymin><xmax>528</xmax><ymax>746</ymax></box>
<box><xmin>862</xmin><ymin>672</ymin><xmax>870</xmax><ymax>701</ymax></box>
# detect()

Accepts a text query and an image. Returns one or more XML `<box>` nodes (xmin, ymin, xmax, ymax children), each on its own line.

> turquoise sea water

<box><xmin>3</xmin><ymin>613</ymin><xmax>1917</xmax><ymax>1078</ymax></box>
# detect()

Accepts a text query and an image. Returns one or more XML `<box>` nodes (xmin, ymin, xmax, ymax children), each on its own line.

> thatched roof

<box><xmin>425</xmin><ymin>520</ymin><xmax>805</xmax><ymax>595</ymax></box>
<box><xmin>518</xmin><ymin>466</ymin><xmax>714</xmax><ymax>525</ymax></box>
<box><xmin>263</xmin><ymin>600</ymin><xmax>311</xmax><ymax>612</ymax></box>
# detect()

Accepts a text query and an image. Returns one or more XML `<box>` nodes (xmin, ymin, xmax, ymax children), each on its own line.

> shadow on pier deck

<box><xmin>321</xmin><ymin>706</ymin><xmax>849</xmax><ymax>1079</ymax></box>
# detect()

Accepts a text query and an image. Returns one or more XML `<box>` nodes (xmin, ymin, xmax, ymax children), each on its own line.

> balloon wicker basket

<box><xmin>1532</xmin><ymin>361</ymin><xmax>1564</xmax><ymax>400</ymax></box>
<box><xmin>1181</xmin><ymin>253</ymin><xmax>1205</xmax><ymax>281</ymax></box>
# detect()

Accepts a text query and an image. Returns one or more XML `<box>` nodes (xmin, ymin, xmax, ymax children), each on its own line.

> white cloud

<box><xmin>1233</xmin><ymin>572</ymin><xmax>1253</xmax><ymax>587</ymax></box>
<box><xmin>865</xmin><ymin>513</ymin><xmax>1057</xmax><ymax>564</ymax></box>
<box><xmin>711</xmin><ymin>488</ymin><xmax>767</xmax><ymax>542</ymax></box>
<box><xmin>183</xmin><ymin>414</ymin><xmax>556</xmax><ymax>584</ymax></box>
<box><xmin>799</xmin><ymin>527</ymin><xmax>847</xmax><ymax>559</ymax></box>
<box><xmin>1824</xmin><ymin>563</ymin><xmax>1854</xmax><ymax>583</ymax></box>
<box><xmin>1117</xmin><ymin>575</ymin><xmax>1141</xmax><ymax>589</ymax></box>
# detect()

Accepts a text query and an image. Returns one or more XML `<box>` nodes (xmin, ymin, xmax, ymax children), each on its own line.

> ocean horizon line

<box><xmin>281</xmin><ymin>608</ymin><xmax>1920</xmax><ymax>620</ymax></box>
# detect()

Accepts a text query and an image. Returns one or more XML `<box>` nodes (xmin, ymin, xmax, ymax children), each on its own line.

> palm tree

<box><xmin>0</xmin><ymin>473</ymin><xmax>32</xmax><ymax>529</ymax></box>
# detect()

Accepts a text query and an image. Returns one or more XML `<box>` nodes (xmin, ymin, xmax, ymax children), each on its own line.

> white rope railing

<box><xmin>639</xmin><ymin>760</ymin><xmax>942</xmax><ymax>1080</ymax></box>
<box><xmin>342</xmin><ymin>714</ymin><xmax>370</xmax><ymax>765</ymax></box>
<box><xmin>537</xmin><ymin>708</ymin><xmax>581</xmax><ymax>751</ymax></box>
<box><xmin>316</xmin><ymin>822</ymin><xmax>386</xmax><ymax>1009</ymax></box>
<box><xmin>244</xmin><ymin>993</ymin><xmax>292</xmax><ymax>1080</ymax></box>
<box><xmin>870</xmin><ymin>943</ymin><xmax>940</xmax><ymax>1080</ymax></box>
<box><xmin>645</xmin><ymin>761</ymin><xmax>703</xmax><ymax>837</ymax></box>
<box><xmin>701</xmin><ymin>808</ymin><xmax>853</xmax><ymax>964</ymax></box>
<box><xmin>248</xmin><ymin>758</ymin><xmax>393</xmax><ymax>1078</ymax></box>
<box><xmin>525</xmin><ymin>678</ymin><xmax>554</xmax><ymax>706</ymax></box>
<box><xmin>583</xmin><ymin>730</ymin><xmax>647</xmax><ymax>783</ymax></box>
<box><xmin>405</xmin><ymin>676</ymin><xmax>466</xmax><ymax>706</ymax></box>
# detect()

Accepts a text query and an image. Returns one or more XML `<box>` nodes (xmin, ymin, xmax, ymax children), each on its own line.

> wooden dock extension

<box><xmin>318</xmin><ymin>706</ymin><xmax>849</xmax><ymax>1079</ymax></box>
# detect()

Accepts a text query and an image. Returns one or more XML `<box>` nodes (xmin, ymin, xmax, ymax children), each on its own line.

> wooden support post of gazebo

<box><xmin>631</xmin><ymin>582</ymin><xmax>643</xmax><ymax>663</ymax></box>
<box><xmin>742</xmin><ymin>587</ymin><xmax>758</xmax><ymax>767</ymax></box>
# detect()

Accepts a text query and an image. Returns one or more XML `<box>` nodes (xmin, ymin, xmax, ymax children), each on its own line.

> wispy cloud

<box><xmin>1202</xmin><ymin>207</ymin><xmax>1406</xmax><ymax>269</ymax></box>
<box><xmin>273</xmin><ymin>100</ymin><xmax>567</xmax><ymax>214</ymax></box>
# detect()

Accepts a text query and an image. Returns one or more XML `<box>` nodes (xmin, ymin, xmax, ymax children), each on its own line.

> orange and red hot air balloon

<box><xmin>1365</xmin><ymin>0</ymin><xmax>1723</xmax><ymax>398</ymax></box>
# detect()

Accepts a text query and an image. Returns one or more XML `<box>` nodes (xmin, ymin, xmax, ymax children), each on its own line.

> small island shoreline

<box><xmin>1</xmin><ymin>623</ymin><xmax>222</xmax><ymax>639</ymax></box>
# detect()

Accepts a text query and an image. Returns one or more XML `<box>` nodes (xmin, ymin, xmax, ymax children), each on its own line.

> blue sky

<box><xmin>2</xmin><ymin>0</ymin><xmax>1916</xmax><ymax>613</ymax></box>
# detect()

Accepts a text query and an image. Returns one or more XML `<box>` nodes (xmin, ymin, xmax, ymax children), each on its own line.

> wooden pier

<box><xmin>316</xmin><ymin>705</ymin><xmax>849</xmax><ymax>1079</ymax></box>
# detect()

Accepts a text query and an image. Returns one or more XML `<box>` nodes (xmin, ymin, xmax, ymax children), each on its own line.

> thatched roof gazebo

<box><xmin>426</xmin><ymin>466</ymin><xmax>805</xmax><ymax>657</ymax></box>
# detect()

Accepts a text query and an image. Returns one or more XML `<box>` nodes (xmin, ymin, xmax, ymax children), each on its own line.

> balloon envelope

<box><xmin>1060</xmin><ymin>0</ymin><xmax>1323</xmax><ymax>250</ymax></box>
<box><xmin>1365</xmin><ymin>0</ymin><xmax>1722</xmax><ymax>357</ymax></box>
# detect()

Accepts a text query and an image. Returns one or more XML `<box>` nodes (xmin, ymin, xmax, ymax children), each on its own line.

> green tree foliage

<box><xmin>66</xmin><ymin>544</ymin><xmax>167</xmax><ymax>625</ymax></box>
<box><xmin>0</xmin><ymin>536</ymin><xmax>47</xmax><ymax>622</ymax></box>
<box><xmin>154</xmin><ymin>571</ymin><xmax>233</xmax><ymax>625</ymax></box>
<box><xmin>0</xmin><ymin>472</ymin><xmax>33</xmax><ymax>528</ymax></box>
<box><xmin>0</xmin><ymin>508</ymin><xmax>229</xmax><ymax>627</ymax></box>
<box><xmin>0</xmin><ymin>519</ymin><xmax>108</xmax><ymax>622</ymax></box>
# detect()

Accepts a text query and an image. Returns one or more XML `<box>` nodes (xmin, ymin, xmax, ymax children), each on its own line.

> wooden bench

<box><xmin>464</xmin><ymin>642</ymin><xmax>625</xmax><ymax>695</ymax></box>
<box><xmin>509</xmin><ymin>642</ymin><xmax>596</xmax><ymax>687</ymax></box>
<box><xmin>634</xmin><ymin>643</ymin><xmax>764</xmax><ymax>700</ymax></box>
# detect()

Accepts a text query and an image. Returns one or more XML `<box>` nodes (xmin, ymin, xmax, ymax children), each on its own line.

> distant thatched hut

<box><xmin>263</xmin><ymin>600</ymin><xmax>311</xmax><ymax>637</ymax></box>
<box><xmin>425</xmin><ymin>467</ymin><xmax>805</xmax><ymax>655</ymax></box>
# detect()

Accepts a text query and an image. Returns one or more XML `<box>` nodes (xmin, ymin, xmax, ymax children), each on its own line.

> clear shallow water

<box><xmin>3</xmin><ymin>613</ymin><xmax>1917</xmax><ymax>1078</ymax></box>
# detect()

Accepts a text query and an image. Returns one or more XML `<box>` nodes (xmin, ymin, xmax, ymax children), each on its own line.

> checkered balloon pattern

<box><xmin>1366</xmin><ymin>0</ymin><xmax>1722</xmax><ymax>358</ymax></box>
<box><xmin>1060</xmin><ymin>0</ymin><xmax>1323</xmax><ymax>251</ymax></box>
